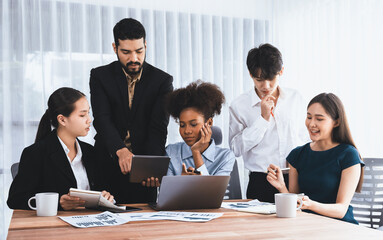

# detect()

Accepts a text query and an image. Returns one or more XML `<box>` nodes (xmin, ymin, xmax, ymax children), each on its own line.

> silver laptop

<box><xmin>149</xmin><ymin>175</ymin><xmax>230</xmax><ymax>210</ymax></box>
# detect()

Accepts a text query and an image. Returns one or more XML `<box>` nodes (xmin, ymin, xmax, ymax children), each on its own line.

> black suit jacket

<box><xmin>90</xmin><ymin>61</ymin><xmax>173</xmax><ymax>157</ymax></box>
<box><xmin>7</xmin><ymin>131</ymin><xmax>101</xmax><ymax>210</ymax></box>
<box><xmin>89</xmin><ymin>61</ymin><xmax>173</xmax><ymax>203</ymax></box>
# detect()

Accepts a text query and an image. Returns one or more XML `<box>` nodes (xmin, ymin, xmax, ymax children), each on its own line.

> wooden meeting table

<box><xmin>7</xmin><ymin>201</ymin><xmax>382</xmax><ymax>239</ymax></box>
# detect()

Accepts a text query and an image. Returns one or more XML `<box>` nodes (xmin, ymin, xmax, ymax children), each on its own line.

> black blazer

<box><xmin>89</xmin><ymin>61</ymin><xmax>173</xmax><ymax>157</ymax></box>
<box><xmin>7</xmin><ymin>131</ymin><xmax>101</xmax><ymax>210</ymax></box>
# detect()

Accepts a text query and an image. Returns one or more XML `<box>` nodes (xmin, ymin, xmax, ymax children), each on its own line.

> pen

<box><xmin>271</xmin><ymin>110</ymin><xmax>275</xmax><ymax>118</ymax></box>
<box><xmin>266</xmin><ymin>167</ymin><xmax>290</xmax><ymax>173</ymax></box>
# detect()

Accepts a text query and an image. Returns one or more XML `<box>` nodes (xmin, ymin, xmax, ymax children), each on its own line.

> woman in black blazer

<box><xmin>7</xmin><ymin>87</ymin><xmax>113</xmax><ymax>210</ymax></box>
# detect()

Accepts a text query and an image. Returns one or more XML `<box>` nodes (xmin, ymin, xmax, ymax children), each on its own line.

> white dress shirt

<box><xmin>229</xmin><ymin>86</ymin><xmax>309</xmax><ymax>172</ymax></box>
<box><xmin>58</xmin><ymin>136</ymin><xmax>90</xmax><ymax>190</ymax></box>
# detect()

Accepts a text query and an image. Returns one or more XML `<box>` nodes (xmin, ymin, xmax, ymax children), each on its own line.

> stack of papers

<box><xmin>221</xmin><ymin>199</ymin><xmax>276</xmax><ymax>215</ymax></box>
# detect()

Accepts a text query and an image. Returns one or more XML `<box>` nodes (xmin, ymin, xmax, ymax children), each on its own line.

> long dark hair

<box><xmin>308</xmin><ymin>93</ymin><xmax>363</xmax><ymax>192</ymax></box>
<box><xmin>35</xmin><ymin>87</ymin><xmax>85</xmax><ymax>142</ymax></box>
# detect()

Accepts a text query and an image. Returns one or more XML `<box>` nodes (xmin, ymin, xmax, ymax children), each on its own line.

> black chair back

<box><xmin>211</xmin><ymin>126</ymin><xmax>242</xmax><ymax>199</ymax></box>
<box><xmin>224</xmin><ymin>160</ymin><xmax>242</xmax><ymax>199</ymax></box>
<box><xmin>211</xmin><ymin>126</ymin><xmax>222</xmax><ymax>145</ymax></box>
<box><xmin>11</xmin><ymin>162</ymin><xmax>19</xmax><ymax>179</ymax></box>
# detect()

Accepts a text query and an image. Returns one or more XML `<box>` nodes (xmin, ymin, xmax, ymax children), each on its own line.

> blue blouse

<box><xmin>287</xmin><ymin>143</ymin><xmax>364</xmax><ymax>224</ymax></box>
<box><xmin>166</xmin><ymin>140</ymin><xmax>235</xmax><ymax>176</ymax></box>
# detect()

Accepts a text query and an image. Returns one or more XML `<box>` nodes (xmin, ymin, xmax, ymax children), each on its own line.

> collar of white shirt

<box><xmin>181</xmin><ymin>139</ymin><xmax>217</xmax><ymax>162</ymax></box>
<box><xmin>57</xmin><ymin>136</ymin><xmax>82</xmax><ymax>164</ymax></box>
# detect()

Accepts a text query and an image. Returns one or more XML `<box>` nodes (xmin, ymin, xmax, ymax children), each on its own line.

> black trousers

<box><xmin>246</xmin><ymin>172</ymin><xmax>289</xmax><ymax>203</ymax></box>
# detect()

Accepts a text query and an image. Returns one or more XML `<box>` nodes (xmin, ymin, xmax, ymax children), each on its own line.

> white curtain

<box><xmin>0</xmin><ymin>0</ymin><xmax>271</xmax><ymax>237</ymax></box>
<box><xmin>271</xmin><ymin>0</ymin><xmax>383</xmax><ymax>158</ymax></box>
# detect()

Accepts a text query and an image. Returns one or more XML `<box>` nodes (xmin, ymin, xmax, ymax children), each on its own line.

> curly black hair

<box><xmin>166</xmin><ymin>80</ymin><xmax>225</xmax><ymax>120</ymax></box>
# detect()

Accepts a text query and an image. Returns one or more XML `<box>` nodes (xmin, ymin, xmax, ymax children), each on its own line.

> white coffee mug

<box><xmin>28</xmin><ymin>192</ymin><xmax>59</xmax><ymax>216</ymax></box>
<box><xmin>275</xmin><ymin>193</ymin><xmax>303</xmax><ymax>218</ymax></box>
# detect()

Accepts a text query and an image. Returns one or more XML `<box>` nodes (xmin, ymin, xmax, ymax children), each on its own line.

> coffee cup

<box><xmin>28</xmin><ymin>192</ymin><xmax>59</xmax><ymax>216</ymax></box>
<box><xmin>275</xmin><ymin>193</ymin><xmax>303</xmax><ymax>218</ymax></box>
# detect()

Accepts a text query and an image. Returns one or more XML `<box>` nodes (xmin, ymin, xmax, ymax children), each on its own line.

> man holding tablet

<box><xmin>90</xmin><ymin>18</ymin><xmax>173</xmax><ymax>203</ymax></box>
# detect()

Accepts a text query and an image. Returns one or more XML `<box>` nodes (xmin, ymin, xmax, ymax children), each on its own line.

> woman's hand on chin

<box><xmin>190</xmin><ymin>123</ymin><xmax>212</xmax><ymax>153</ymax></box>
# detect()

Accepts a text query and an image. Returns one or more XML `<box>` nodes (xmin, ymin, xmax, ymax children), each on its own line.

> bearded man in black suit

<box><xmin>90</xmin><ymin>18</ymin><xmax>173</xmax><ymax>203</ymax></box>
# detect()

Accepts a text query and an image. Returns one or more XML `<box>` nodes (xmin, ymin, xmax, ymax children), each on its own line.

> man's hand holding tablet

<box><xmin>130</xmin><ymin>155</ymin><xmax>170</xmax><ymax>186</ymax></box>
<box><xmin>142</xmin><ymin>177</ymin><xmax>160</xmax><ymax>187</ymax></box>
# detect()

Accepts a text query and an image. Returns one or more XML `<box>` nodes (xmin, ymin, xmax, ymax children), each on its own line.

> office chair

<box><xmin>211</xmin><ymin>126</ymin><xmax>242</xmax><ymax>199</ymax></box>
<box><xmin>211</xmin><ymin>126</ymin><xmax>222</xmax><ymax>145</ymax></box>
<box><xmin>11</xmin><ymin>162</ymin><xmax>19</xmax><ymax>179</ymax></box>
<box><xmin>351</xmin><ymin>158</ymin><xmax>383</xmax><ymax>229</ymax></box>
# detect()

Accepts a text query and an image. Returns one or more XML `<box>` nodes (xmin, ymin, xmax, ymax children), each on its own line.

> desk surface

<box><xmin>8</xmin><ymin>202</ymin><xmax>382</xmax><ymax>240</ymax></box>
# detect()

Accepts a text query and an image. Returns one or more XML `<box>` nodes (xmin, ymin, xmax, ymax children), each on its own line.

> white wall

<box><xmin>271</xmin><ymin>0</ymin><xmax>383</xmax><ymax>158</ymax></box>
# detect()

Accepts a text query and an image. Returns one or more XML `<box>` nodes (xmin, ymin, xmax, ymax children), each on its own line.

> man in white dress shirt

<box><xmin>229</xmin><ymin>44</ymin><xmax>309</xmax><ymax>203</ymax></box>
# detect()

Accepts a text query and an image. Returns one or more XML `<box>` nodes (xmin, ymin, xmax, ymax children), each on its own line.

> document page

<box><xmin>221</xmin><ymin>199</ymin><xmax>276</xmax><ymax>214</ymax></box>
<box><xmin>59</xmin><ymin>211</ymin><xmax>129</xmax><ymax>228</ymax></box>
<box><xmin>118</xmin><ymin>211</ymin><xmax>223</xmax><ymax>222</ymax></box>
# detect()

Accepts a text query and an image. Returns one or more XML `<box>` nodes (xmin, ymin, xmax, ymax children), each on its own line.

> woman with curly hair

<box><xmin>165</xmin><ymin>80</ymin><xmax>235</xmax><ymax>176</ymax></box>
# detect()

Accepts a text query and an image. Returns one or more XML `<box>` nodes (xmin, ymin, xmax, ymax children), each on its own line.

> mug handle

<box><xmin>28</xmin><ymin>196</ymin><xmax>37</xmax><ymax>210</ymax></box>
<box><xmin>296</xmin><ymin>197</ymin><xmax>303</xmax><ymax>210</ymax></box>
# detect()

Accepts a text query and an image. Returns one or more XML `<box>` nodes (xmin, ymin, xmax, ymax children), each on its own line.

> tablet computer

<box><xmin>129</xmin><ymin>155</ymin><xmax>170</xmax><ymax>183</ymax></box>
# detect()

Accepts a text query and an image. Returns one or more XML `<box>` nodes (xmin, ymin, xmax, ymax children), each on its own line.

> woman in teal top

<box><xmin>267</xmin><ymin>93</ymin><xmax>364</xmax><ymax>224</ymax></box>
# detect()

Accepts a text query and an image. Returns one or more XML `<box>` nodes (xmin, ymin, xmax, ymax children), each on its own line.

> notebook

<box><xmin>149</xmin><ymin>175</ymin><xmax>230</xmax><ymax>211</ymax></box>
<box><xmin>69</xmin><ymin>188</ymin><xmax>141</xmax><ymax>213</ymax></box>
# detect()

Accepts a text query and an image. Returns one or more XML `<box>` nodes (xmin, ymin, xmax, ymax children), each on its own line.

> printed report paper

<box><xmin>118</xmin><ymin>211</ymin><xmax>223</xmax><ymax>222</ymax></box>
<box><xmin>59</xmin><ymin>211</ymin><xmax>129</xmax><ymax>228</ymax></box>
